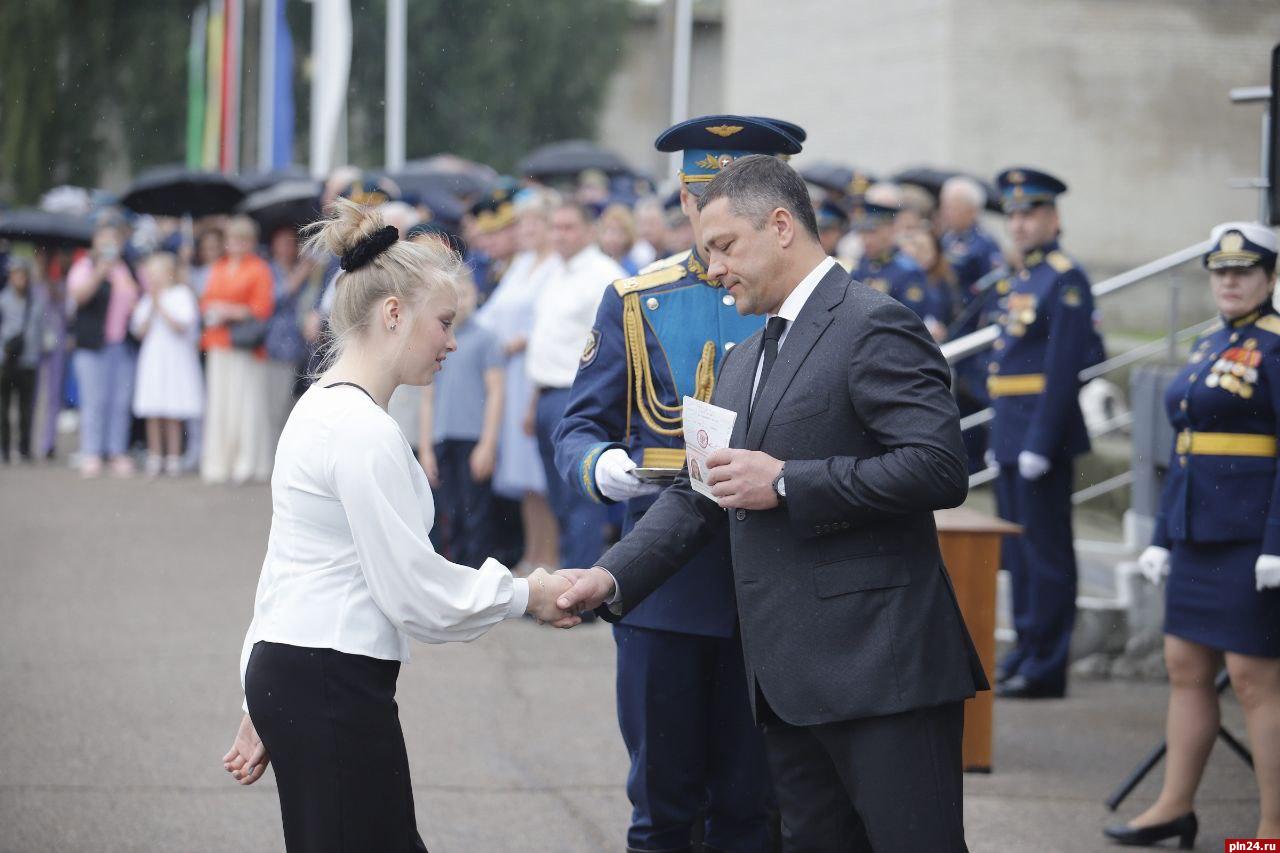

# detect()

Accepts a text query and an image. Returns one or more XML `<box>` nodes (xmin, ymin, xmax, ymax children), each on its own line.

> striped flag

<box><xmin>202</xmin><ymin>0</ymin><xmax>225</xmax><ymax>170</ymax></box>
<box><xmin>186</xmin><ymin>5</ymin><xmax>208</xmax><ymax>169</ymax></box>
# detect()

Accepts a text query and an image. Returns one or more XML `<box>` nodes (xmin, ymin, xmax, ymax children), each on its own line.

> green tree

<box><xmin>0</xmin><ymin>0</ymin><xmax>629</xmax><ymax>204</ymax></box>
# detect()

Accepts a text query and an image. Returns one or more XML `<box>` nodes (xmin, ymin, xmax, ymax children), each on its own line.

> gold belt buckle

<box><xmin>1175</xmin><ymin>430</ymin><xmax>1192</xmax><ymax>454</ymax></box>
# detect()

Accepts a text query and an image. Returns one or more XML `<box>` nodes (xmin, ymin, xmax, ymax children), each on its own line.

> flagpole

<box><xmin>669</xmin><ymin>0</ymin><xmax>693</xmax><ymax>179</ymax></box>
<box><xmin>386</xmin><ymin>0</ymin><xmax>406</xmax><ymax>173</ymax></box>
<box><xmin>258</xmin><ymin>0</ymin><xmax>277</xmax><ymax>172</ymax></box>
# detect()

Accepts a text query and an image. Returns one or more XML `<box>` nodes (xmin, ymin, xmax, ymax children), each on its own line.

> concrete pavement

<box><xmin>0</xmin><ymin>460</ymin><xmax>1262</xmax><ymax>851</ymax></box>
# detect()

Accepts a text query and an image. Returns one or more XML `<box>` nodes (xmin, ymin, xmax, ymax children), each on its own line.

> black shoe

<box><xmin>1103</xmin><ymin>812</ymin><xmax>1197</xmax><ymax>848</ymax></box>
<box><xmin>995</xmin><ymin>674</ymin><xmax>1065</xmax><ymax>699</ymax></box>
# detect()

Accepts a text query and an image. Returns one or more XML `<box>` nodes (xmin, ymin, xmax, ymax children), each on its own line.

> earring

<box><xmin>390</xmin><ymin>323</ymin><xmax>397</xmax><ymax>331</ymax></box>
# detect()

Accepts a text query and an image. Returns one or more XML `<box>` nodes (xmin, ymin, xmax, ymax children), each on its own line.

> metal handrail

<box><xmin>940</xmin><ymin>239</ymin><xmax>1213</xmax><ymax>367</ymax></box>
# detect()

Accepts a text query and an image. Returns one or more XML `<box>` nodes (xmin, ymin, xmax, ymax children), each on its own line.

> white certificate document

<box><xmin>683</xmin><ymin>396</ymin><xmax>737</xmax><ymax>502</ymax></box>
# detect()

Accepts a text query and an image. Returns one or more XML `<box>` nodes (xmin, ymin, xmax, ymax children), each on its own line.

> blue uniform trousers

<box><xmin>614</xmin><ymin>624</ymin><xmax>774</xmax><ymax>852</ymax></box>
<box><xmin>995</xmin><ymin>461</ymin><xmax>1078</xmax><ymax>691</ymax></box>
<box><xmin>432</xmin><ymin>438</ymin><xmax>496</xmax><ymax>570</ymax></box>
<box><xmin>535</xmin><ymin>387</ymin><xmax>607</xmax><ymax>569</ymax></box>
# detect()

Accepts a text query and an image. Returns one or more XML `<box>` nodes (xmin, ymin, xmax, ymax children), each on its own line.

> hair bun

<box><xmin>303</xmin><ymin>196</ymin><xmax>387</xmax><ymax>260</ymax></box>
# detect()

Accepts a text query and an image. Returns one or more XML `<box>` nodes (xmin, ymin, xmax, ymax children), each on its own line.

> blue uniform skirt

<box><xmin>1166</xmin><ymin>539</ymin><xmax>1280</xmax><ymax>658</ymax></box>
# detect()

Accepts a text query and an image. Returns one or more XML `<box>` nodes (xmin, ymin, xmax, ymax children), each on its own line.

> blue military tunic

<box><xmin>1153</xmin><ymin>302</ymin><xmax>1280</xmax><ymax>657</ymax></box>
<box><xmin>987</xmin><ymin>239</ymin><xmax>1102</xmax><ymax>463</ymax></box>
<box><xmin>942</xmin><ymin>225</ymin><xmax>1005</xmax><ymax>336</ymax></box>
<box><xmin>553</xmin><ymin>247</ymin><xmax>764</xmax><ymax>637</ymax></box>
<box><xmin>853</xmin><ymin>248</ymin><xmax>938</xmax><ymax>322</ymax></box>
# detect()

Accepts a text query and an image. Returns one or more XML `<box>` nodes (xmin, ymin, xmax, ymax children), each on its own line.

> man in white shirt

<box><xmin>527</xmin><ymin>202</ymin><xmax>626</xmax><ymax>570</ymax></box>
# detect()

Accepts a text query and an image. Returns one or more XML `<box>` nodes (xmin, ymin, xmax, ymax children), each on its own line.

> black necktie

<box><xmin>751</xmin><ymin>316</ymin><xmax>789</xmax><ymax>417</ymax></box>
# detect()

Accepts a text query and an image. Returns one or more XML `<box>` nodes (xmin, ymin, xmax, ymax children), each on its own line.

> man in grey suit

<box><xmin>554</xmin><ymin>155</ymin><xmax>988</xmax><ymax>852</ymax></box>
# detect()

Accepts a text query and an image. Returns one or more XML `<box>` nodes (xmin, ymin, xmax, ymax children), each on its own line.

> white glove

<box><xmin>1137</xmin><ymin>546</ymin><xmax>1171</xmax><ymax>586</ymax></box>
<box><xmin>983</xmin><ymin>449</ymin><xmax>996</xmax><ymax>469</ymax></box>
<box><xmin>1017</xmin><ymin>451</ymin><xmax>1051</xmax><ymax>480</ymax></box>
<box><xmin>1257</xmin><ymin>554</ymin><xmax>1280</xmax><ymax>591</ymax></box>
<box><xmin>594</xmin><ymin>448</ymin><xmax>661</xmax><ymax>502</ymax></box>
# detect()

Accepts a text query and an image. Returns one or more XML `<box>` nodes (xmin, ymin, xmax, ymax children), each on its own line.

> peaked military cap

<box><xmin>816</xmin><ymin>198</ymin><xmax>850</xmax><ymax>230</ymax></box>
<box><xmin>851</xmin><ymin>199</ymin><xmax>898</xmax><ymax>231</ymax></box>
<box><xmin>995</xmin><ymin>167</ymin><xmax>1068</xmax><ymax>213</ymax></box>
<box><xmin>1204</xmin><ymin>221</ymin><xmax>1279</xmax><ymax>271</ymax></box>
<box><xmin>469</xmin><ymin>180</ymin><xmax>518</xmax><ymax>234</ymax></box>
<box><xmin>656</xmin><ymin>114</ymin><xmax>804</xmax><ymax>196</ymax></box>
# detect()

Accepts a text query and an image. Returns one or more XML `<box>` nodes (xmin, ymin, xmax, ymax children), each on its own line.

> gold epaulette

<box><xmin>639</xmin><ymin>249</ymin><xmax>690</xmax><ymax>275</ymax></box>
<box><xmin>1046</xmin><ymin>251</ymin><xmax>1075</xmax><ymax>273</ymax></box>
<box><xmin>1256</xmin><ymin>315</ymin><xmax>1280</xmax><ymax>336</ymax></box>
<box><xmin>612</xmin><ymin>258</ymin><xmax>688</xmax><ymax>295</ymax></box>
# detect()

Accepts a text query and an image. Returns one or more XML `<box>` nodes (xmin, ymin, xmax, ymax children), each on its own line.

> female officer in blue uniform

<box><xmin>1106</xmin><ymin>222</ymin><xmax>1280</xmax><ymax>847</ymax></box>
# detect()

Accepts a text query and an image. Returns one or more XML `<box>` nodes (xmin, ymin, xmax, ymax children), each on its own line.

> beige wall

<box><xmin>597</xmin><ymin>6</ymin><xmax>725</xmax><ymax>184</ymax></box>
<box><xmin>719</xmin><ymin>0</ymin><xmax>1278</xmax><ymax>272</ymax></box>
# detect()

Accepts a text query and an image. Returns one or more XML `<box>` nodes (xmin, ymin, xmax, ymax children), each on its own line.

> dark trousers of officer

<box><xmin>432</xmin><ymin>438</ymin><xmax>496</xmax><ymax>569</ymax></box>
<box><xmin>995</xmin><ymin>461</ymin><xmax>1078</xmax><ymax>691</ymax></box>
<box><xmin>535</xmin><ymin>387</ymin><xmax>607</xmax><ymax>569</ymax></box>
<box><xmin>760</xmin><ymin>696</ymin><xmax>968</xmax><ymax>853</ymax></box>
<box><xmin>614</xmin><ymin>624</ymin><xmax>775</xmax><ymax>853</ymax></box>
<box><xmin>245</xmin><ymin>642</ymin><xmax>429</xmax><ymax>853</ymax></box>
<box><xmin>0</xmin><ymin>362</ymin><xmax>36</xmax><ymax>460</ymax></box>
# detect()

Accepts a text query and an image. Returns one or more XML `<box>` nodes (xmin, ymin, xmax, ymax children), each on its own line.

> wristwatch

<box><xmin>772</xmin><ymin>464</ymin><xmax>787</xmax><ymax>502</ymax></box>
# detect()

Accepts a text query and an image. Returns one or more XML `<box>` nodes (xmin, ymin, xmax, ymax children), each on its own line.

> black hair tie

<box><xmin>339</xmin><ymin>225</ymin><xmax>399</xmax><ymax>272</ymax></box>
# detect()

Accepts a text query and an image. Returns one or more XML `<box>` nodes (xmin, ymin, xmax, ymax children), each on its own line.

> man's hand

<box><xmin>418</xmin><ymin>447</ymin><xmax>439</xmax><ymax>487</ymax></box>
<box><xmin>222</xmin><ymin>713</ymin><xmax>270</xmax><ymax>785</ymax></box>
<box><xmin>1017</xmin><ymin>451</ymin><xmax>1051</xmax><ymax>481</ymax></box>
<box><xmin>554</xmin><ymin>567</ymin><xmax>617</xmax><ymax>618</ymax></box>
<box><xmin>469</xmin><ymin>440</ymin><xmax>496</xmax><ymax>482</ymax></box>
<box><xmin>595</xmin><ymin>448</ymin><xmax>661</xmax><ymax>502</ymax></box>
<box><xmin>525</xmin><ymin>568</ymin><xmax>578</xmax><ymax>626</ymax></box>
<box><xmin>704</xmin><ymin>448</ymin><xmax>784</xmax><ymax>510</ymax></box>
<box><xmin>1257</xmin><ymin>554</ymin><xmax>1280</xmax><ymax>591</ymax></box>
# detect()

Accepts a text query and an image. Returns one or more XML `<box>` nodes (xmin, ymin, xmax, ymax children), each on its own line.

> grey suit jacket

<box><xmin>597</xmin><ymin>263</ymin><xmax>989</xmax><ymax>726</ymax></box>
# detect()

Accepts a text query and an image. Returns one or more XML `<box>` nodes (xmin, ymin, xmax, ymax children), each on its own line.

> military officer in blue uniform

<box><xmin>1106</xmin><ymin>223</ymin><xmax>1280</xmax><ymax>848</ymax></box>
<box><xmin>466</xmin><ymin>182</ymin><xmax>518</xmax><ymax>304</ymax></box>
<box><xmin>988</xmin><ymin>167</ymin><xmax>1105</xmax><ymax>699</ymax></box>
<box><xmin>816</xmin><ymin>198</ymin><xmax>850</xmax><ymax>257</ymax></box>
<box><xmin>939</xmin><ymin>176</ymin><xmax>1007</xmax><ymax>472</ymax></box>
<box><xmin>553</xmin><ymin>115</ymin><xmax>803</xmax><ymax>853</ymax></box>
<box><xmin>851</xmin><ymin>200</ymin><xmax>939</xmax><ymax>323</ymax></box>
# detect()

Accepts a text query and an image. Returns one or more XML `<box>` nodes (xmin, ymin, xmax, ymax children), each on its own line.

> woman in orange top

<box><xmin>200</xmin><ymin>216</ymin><xmax>275</xmax><ymax>484</ymax></box>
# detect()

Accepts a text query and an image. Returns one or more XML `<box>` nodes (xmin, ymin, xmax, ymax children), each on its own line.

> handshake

<box><xmin>524</xmin><ymin>567</ymin><xmax>618</xmax><ymax>628</ymax></box>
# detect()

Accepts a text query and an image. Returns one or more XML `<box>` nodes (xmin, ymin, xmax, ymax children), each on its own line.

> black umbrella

<box><xmin>517</xmin><ymin>140</ymin><xmax>632</xmax><ymax>179</ymax></box>
<box><xmin>121</xmin><ymin>166</ymin><xmax>246</xmax><ymax>217</ymax></box>
<box><xmin>890</xmin><ymin>167</ymin><xmax>1003</xmax><ymax>213</ymax></box>
<box><xmin>389</xmin><ymin>166</ymin><xmax>494</xmax><ymax>201</ymax></box>
<box><xmin>237</xmin><ymin>166</ymin><xmax>313</xmax><ymax>195</ymax></box>
<box><xmin>413</xmin><ymin>189</ymin><xmax>465</xmax><ymax>226</ymax></box>
<box><xmin>800</xmin><ymin>163</ymin><xmax>878</xmax><ymax>198</ymax></box>
<box><xmin>237</xmin><ymin>180</ymin><xmax>323</xmax><ymax>236</ymax></box>
<box><xmin>0</xmin><ymin>209</ymin><xmax>96</xmax><ymax>248</ymax></box>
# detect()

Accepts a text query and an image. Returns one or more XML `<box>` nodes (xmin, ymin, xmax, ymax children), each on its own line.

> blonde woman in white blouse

<box><xmin>222</xmin><ymin>199</ymin><xmax>576</xmax><ymax>853</ymax></box>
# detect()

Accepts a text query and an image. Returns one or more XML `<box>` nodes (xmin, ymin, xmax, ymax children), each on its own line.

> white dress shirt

<box><xmin>239</xmin><ymin>384</ymin><xmax>528</xmax><ymax>701</ymax></box>
<box><xmin>526</xmin><ymin>244</ymin><xmax>626</xmax><ymax>389</ymax></box>
<box><xmin>751</xmin><ymin>256</ymin><xmax>837</xmax><ymax>397</ymax></box>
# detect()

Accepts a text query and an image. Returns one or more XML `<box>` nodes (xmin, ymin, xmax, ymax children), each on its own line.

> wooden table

<box><xmin>935</xmin><ymin>507</ymin><xmax>1021</xmax><ymax>773</ymax></box>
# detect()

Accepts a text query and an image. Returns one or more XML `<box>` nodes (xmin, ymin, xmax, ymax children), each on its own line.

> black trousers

<box><xmin>0</xmin><ymin>362</ymin><xmax>36</xmax><ymax>459</ymax></box>
<box><xmin>245</xmin><ymin>642</ymin><xmax>429</xmax><ymax>853</ymax></box>
<box><xmin>761</xmin><ymin>698</ymin><xmax>968</xmax><ymax>853</ymax></box>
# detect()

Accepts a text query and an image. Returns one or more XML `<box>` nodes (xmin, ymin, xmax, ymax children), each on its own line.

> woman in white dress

<box><xmin>474</xmin><ymin>190</ymin><xmax>562</xmax><ymax>571</ymax></box>
<box><xmin>130</xmin><ymin>253</ymin><xmax>204</xmax><ymax>477</ymax></box>
<box><xmin>223</xmin><ymin>199</ymin><xmax>577</xmax><ymax>852</ymax></box>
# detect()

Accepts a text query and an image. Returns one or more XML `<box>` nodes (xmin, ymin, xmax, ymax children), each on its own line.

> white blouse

<box><xmin>239</xmin><ymin>383</ymin><xmax>528</xmax><ymax>699</ymax></box>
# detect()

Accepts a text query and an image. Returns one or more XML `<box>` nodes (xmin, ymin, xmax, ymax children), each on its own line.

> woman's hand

<box><xmin>469</xmin><ymin>440</ymin><xmax>496</xmax><ymax>483</ymax></box>
<box><xmin>525</xmin><ymin>568</ymin><xmax>577</xmax><ymax>626</ymax></box>
<box><xmin>505</xmin><ymin>335</ymin><xmax>527</xmax><ymax>356</ymax></box>
<box><xmin>222</xmin><ymin>713</ymin><xmax>270</xmax><ymax>785</ymax></box>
